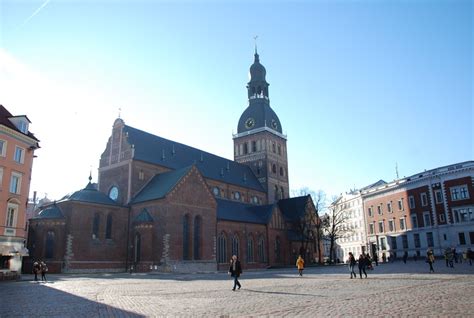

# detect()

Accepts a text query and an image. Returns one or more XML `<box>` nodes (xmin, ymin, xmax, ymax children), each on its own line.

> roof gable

<box><xmin>278</xmin><ymin>195</ymin><xmax>310</xmax><ymax>222</ymax></box>
<box><xmin>123</xmin><ymin>125</ymin><xmax>264</xmax><ymax>192</ymax></box>
<box><xmin>131</xmin><ymin>165</ymin><xmax>193</xmax><ymax>204</ymax></box>
<box><xmin>134</xmin><ymin>208</ymin><xmax>154</xmax><ymax>223</ymax></box>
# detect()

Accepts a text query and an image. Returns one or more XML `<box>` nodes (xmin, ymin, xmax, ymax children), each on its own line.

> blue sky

<box><xmin>0</xmin><ymin>0</ymin><xmax>472</xmax><ymax>200</ymax></box>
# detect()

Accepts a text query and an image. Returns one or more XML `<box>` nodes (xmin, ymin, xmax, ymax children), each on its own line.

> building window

<box><xmin>378</xmin><ymin>221</ymin><xmax>384</xmax><ymax>233</ymax></box>
<box><xmin>398</xmin><ymin>199</ymin><xmax>404</xmax><ymax>211</ymax></box>
<box><xmin>411</xmin><ymin>215</ymin><xmax>418</xmax><ymax>228</ymax></box>
<box><xmin>243</xmin><ymin>143</ymin><xmax>248</xmax><ymax>154</ymax></box>
<box><xmin>183</xmin><ymin>214</ymin><xmax>191</xmax><ymax>260</ymax></box>
<box><xmin>274</xmin><ymin>185</ymin><xmax>279</xmax><ymax>201</ymax></box>
<box><xmin>387</xmin><ymin>202</ymin><xmax>392</xmax><ymax>213</ymax></box>
<box><xmin>257</xmin><ymin>236</ymin><xmax>265</xmax><ymax>263</ymax></box>
<box><xmin>6</xmin><ymin>203</ymin><xmax>18</xmax><ymax>228</ymax></box>
<box><xmin>426</xmin><ymin>232</ymin><xmax>434</xmax><ymax>247</ymax></box>
<box><xmin>377</xmin><ymin>205</ymin><xmax>383</xmax><ymax>215</ymax></box>
<box><xmin>408</xmin><ymin>196</ymin><xmax>415</xmax><ymax>209</ymax></box>
<box><xmin>138</xmin><ymin>170</ymin><xmax>144</xmax><ymax>180</ymax></box>
<box><xmin>453</xmin><ymin>207</ymin><xmax>474</xmax><ymax>223</ymax></box>
<box><xmin>450</xmin><ymin>185</ymin><xmax>469</xmax><ymax>201</ymax></box>
<box><xmin>458</xmin><ymin>232</ymin><xmax>466</xmax><ymax>245</ymax></box>
<box><xmin>217</xmin><ymin>233</ymin><xmax>227</xmax><ymax>263</ymax></box>
<box><xmin>0</xmin><ymin>167</ymin><xmax>3</xmax><ymax>186</ymax></box>
<box><xmin>92</xmin><ymin>213</ymin><xmax>100</xmax><ymax>239</ymax></box>
<box><xmin>232</xmin><ymin>234</ymin><xmax>239</xmax><ymax>257</ymax></box>
<box><xmin>423</xmin><ymin>212</ymin><xmax>431</xmax><ymax>227</ymax></box>
<box><xmin>13</xmin><ymin>146</ymin><xmax>24</xmax><ymax>164</ymax></box>
<box><xmin>275</xmin><ymin>236</ymin><xmax>281</xmax><ymax>262</ymax></box>
<box><xmin>272</xmin><ymin>164</ymin><xmax>277</xmax><ymax>174</ymax></box>
<box><xmin>45</xmin><ymin>231</ymin><xmax>55</xmax><ymax>259</ymax></box>
<box><xmin>18</xmin><ymin>120</ymin><xmax>28</xmax><ymax>133</ymax></box>
<box><xmin>368</xmin><ymin>207</ymin><xmax>373</xmax><ymax>217</ymax></box>
<box><xmin>0</xmin><ymin>140</ymin><xmax>6</xmax><ymax>157</ymax></box>
<box><xmin>420</xmin><ymin>193</ymin><xmax>428</xmax><ymax>207</ymax></box>
<box><xmin>279</xmin><ymin>167</ymin><xmax>284</xmax><ymax>176</ymax></box>
<box><xmin>434</xmin><ymin>190</ymin><xmax>443</xmax><ymax>204</ymax></box>
<box><xmin>280</xmin><ymin>187</ymin><xmax>284</xmax><ymax>199</ymax></box>
<box><xmin>414</xmin><ymin>233</ymin><xmax>420</xmax><ymax>248</ymax></box>
<box><xmin>277</xmin><ymin>144</ymin><xmax>281</xmax><ymax>155</ymax></box>
<box><xmin>272</xmin><ymin>143</ymin><xmax>276</xmax><ymax>153</ymax></box>
<box><xmin>399</xmin><ymin>218</ymin><xmax>406</xmax><ymax>231</ymax></box>
<box><xmin>134</xmin><ymin>233</ymin><xmax>141</xmax><ymax>263</ymax></box>
<box><xmin>193</xmin><ymin>216</ymin><xmax>201</xmax><ymax>260</ymax></box>
<box><xmin>247</xmin><ymin>236</ymin><xmax>254</xmax><ymax>263</ymax></box>
<box><xmin>105</xmin><ymin>214</ymin><xmax>113</xmax><ymax>239</ymax></box>
<box><xmin>9</xmin><ymin>173</ymin><xmax>22</xmax><ymax>194</ymax></box>
<box><xmin>469</xmin><ymin>232</ymin><xmax>474</xmax><ymax>245</ymax></box>
<box><xmin>390</xmin><ymin>236</ymin><xmax>398</xmax><ymax>250</ymax></box>
<box><xmin>369</xmin><ymin>223</ymin><xmax>374</xmax><ymax>235</ymax></box>
<box><xmin>402</xmin><ymin>235</ymin><xmax>408</xmax><ymax>249</ymax></box>
<box><xmin>439</xmin><ymin>213</ymin><xmax>445</xmax><ymax>223</ymax></box>
<box><xmin>252</xmin><ymin>141</ymin><xmax>257</xmax><ymax>152</ymax></box>
<box><xmin>388</xmin><ymin>219</ymin><xmax>394</xmax><ymax>232</ymax></box>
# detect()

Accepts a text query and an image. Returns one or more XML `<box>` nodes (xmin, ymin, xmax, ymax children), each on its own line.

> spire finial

<box><xmin>88</xmin><ymin>169</ymin><xmax>92</xmax><ymax>183</ymax></box>
<box><xmin>253</xmin><ymin>35</ymin><xmax>258</xmax><ymax>54</ymax></box>
<box><xmin>118</xmin><ymin>107</ymin><xmax>122</xmax><ymax>118</ymax></box>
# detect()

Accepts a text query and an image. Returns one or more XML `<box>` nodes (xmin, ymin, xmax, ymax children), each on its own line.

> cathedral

<box><xmin>25</xmin><ymin>51</ymin><xmax>319</xmax><ymax>273</ymax></box>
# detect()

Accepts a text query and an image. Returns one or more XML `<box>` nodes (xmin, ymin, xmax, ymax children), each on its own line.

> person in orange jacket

<box><xmin>296</xmin><ymin>255</ymin><xmax>305</xmax><ymax>276</ymax></box>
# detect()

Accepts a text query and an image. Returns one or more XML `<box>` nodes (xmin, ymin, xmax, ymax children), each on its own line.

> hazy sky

<box><xmin>0</xmin><ymin>0</ymin><xmax>472</xmax><ymax>201</ymax></box>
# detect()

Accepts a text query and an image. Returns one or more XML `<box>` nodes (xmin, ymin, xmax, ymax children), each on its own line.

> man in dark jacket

<box><xmin>229</xmin><ymin>255</ymin><xmax>242</xmax><ymax>291</ymax></box>
<box><xmin>358</xmin><ymin>254</ymin><xmax>367</xmax><ymax>279</ymax></box>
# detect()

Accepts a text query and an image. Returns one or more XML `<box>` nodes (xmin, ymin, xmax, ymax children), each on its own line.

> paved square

<box><xmin>2</xmin><ymin>262</ymin><xmax>474</xmax><ymax>317</ymax></box>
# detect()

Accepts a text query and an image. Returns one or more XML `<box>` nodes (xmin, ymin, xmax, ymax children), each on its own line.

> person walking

<box><xmin>426</xmin><ymin>248</ymin><xmax>435</xmax><ymax>273</ymax></box>
<box><xmin>228</xmin><ymin>255</ymin><xmax>242</xmax><ymax>291</ymax></box>
<box><xmin>32</xmin><ymin>261</ymin><xmax>40</xmax><ymax>281</ymax></box>
<box><xmin>40</xmin><ymin>261</ymin><xmax>48</xmax><ymax>282</ymax></box>
<box><xmin>358</xmin><ymin>254</ymin><xmax>367</xmax><ymax>279</ymax></box>
<box><xmin>402</xmin><ymin>251</ymin><xmax>408</xmax><ymax>264</ymax></box>
<box><xmin>296</xmin><ymin>255</ymin><xmax>305</xmax><ymax>276</ymax></box>
<box><xmin>348</xmin><ymin>252</ymin><xmax>357</xmax><ymax>279</ymax></box>
<box><xmin>467</xmin><ymin>248</ymin><xmax>473</xmax><ymax>266</ymax></box>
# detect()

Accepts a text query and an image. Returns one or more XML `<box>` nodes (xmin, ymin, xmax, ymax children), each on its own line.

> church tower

<box><xmin>233</xmin><ymin>50</ymin><xmax>289</xmax><ymax>204</ymax></box>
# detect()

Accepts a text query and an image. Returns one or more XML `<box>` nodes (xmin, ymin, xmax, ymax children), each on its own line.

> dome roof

<box><xmin>67</xmin><ymin>182</ymin><xmax>121</xmax><ymax>206</ymax></box>
<box><xmin>34</xmin><ymin>204</ymin><xmax>64</xmax><ymax>219</ymax></box>
<box><xmin>237</xmin><ymin>99</ymin><xmax>282</xmax><ymax>134</ymax></box>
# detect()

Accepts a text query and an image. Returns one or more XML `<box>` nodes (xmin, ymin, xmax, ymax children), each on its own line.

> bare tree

<box><xmin>292</xmin><ymin>188</ymin><xmax>327</xmax><ymax>264</ymax></box>
<box><xmin>323</xmin><ymin>196</ymin><xmax>352</xmax><ymax>263</ymax></box>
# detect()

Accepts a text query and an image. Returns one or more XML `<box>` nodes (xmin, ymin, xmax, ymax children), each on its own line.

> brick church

<box><xmin>25</xmin><ymin>51</ymin><xmax>320</xmax><ymax>273</ymax></box>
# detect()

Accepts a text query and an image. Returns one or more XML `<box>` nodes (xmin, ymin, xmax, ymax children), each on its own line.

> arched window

<box><xmin>252</xmin><ymin>141</ymin><xmax>257</xmax><ymax>152</ymax></box>
<box><xmin>281</xmin><ymin>187</ymin><xmax>285</xmax><ymax>199</ymax></box>
<box><xmin>243</xmin><ymin>143</ymin><xmax>248</xmax><ymax>154</ymax></box>
<box><xmin>279</xmin><ymin>167</ymin><xmax>284</xmax><ymax>176</ymax></box>
<box><xmin>193</xmin><ymin>216</ymin><xmax>202</xmax><ymax>260</ymax></box>
<box><xmin>218</xmin><ymin>233</ymin><xmax>227</xmax><ymax>263</ymax></box>
<box><xmin>92</xmin><ymin>213</ymin><xmax>100</xmax><ymax>239</ymax></box>
<box><xmin>258</xmin><ymin>235</ymin><xmax>266</xmax><ymax>263</ymax></box>
<box><xmin>45</xmin><ymin>231</ymin><xmax>55</xmax><ymax>259</ymax></box>
<box><xmin>232</xmin><ymin>234</ymin><xmax>239</xmax><ymax>257</ymax></box>
<box><xmin>247</xmin><ymin>235</ymin><xmax>254</xmax><ymax>263</ymax></box>
<box><xmin>278</xmin><ymin>144</ymin><xmax>281</xmax><ymax>155</ymax></box>
<box><xmin>274</xmin><ymin>185</ymin><xmax>279</xmax><ymax>201</ymax></box>
<box><xmin>275</xmin><ymin>236</ymin><xmax>281</xmax><ymax>262</ymax></box>
<box><xmin>272</xmin><ymin>143</ymin><xmax>276</xmax><ymax>153</ymax></box>
<box><xmin>272</xmin><ymin>164</ymin><xmax>276</xmax><ymax>174</ymax></box>
<box><xmin>105</xmin><ymin>214</ymin><xmax>113</xmax><ymax>239</ymax></box>
<box><xmin>134</xmin><ymin>232</ymin><xmax>141</xmax><ymax>263</ymax></box>
<box><xmin>183</xmin><ymin>214</ymin><xmax>191</xmax><ymax>260</ymax></box>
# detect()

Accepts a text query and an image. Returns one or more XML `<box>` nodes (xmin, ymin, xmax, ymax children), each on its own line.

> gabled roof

<box><xmin>134</xmin><ymin>208</ymin><xmax>154</xmax><ymax>223</ymax></box>
<box><xmin>131</xmin><ymin>165</ymin><xmax>193</xmax><ymax>204</ymax></box>
<box><xmin>360</xmin><ymin>179</ymin><xmax>387</xmax><ymax>191</ymax></box>
<box><xmin>123</xmin><ymin>125</ymin><xmax>264</xmax><ymax>192</ymax></box>
<box><xmin>216</xmin><ymin>198</ymin><xmax>274</xmax><ymax>224</ymax></box>
<box><xmin>0</xmin><ymin>105</ymin><xmax>40</xmax><ymax>142</ymax></box>
<box><xmin>278</xmin><ymin>195</ymin><xmax>310</xmax><ymax>222</ymax></box>
<box><xmin>33</xmin><ymin>204</ymin><xmax>64</xmax><ymax>219</ymax></box>
<box><xmin>67</xmin><ymin>182</ymin><xmax>122</xmax><ymax>206</ymax></box>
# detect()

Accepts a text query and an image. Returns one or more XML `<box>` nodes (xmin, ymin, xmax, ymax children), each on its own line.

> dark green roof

<box><xmin>216</xmin><ymin>198</ymin><xmax>274</xmax><ymax>224</ymax></box>
<box><xmin>68</xmin><ymin>182</ymin><xmax>121</xmax><ymax>206</ymax></box>
<box><xmin>124</xmin><ymin>125</ymin><xmax>264</xmax><ymax>192</ymax></box>
<box><xmin>34</xmin><ymin>204</ymin><xmax>64</xmax><ymax>219</ymax></box>
<box><xmin>237</xmin><ymin>99</ymin><xmax>283</xmax><ymax>134</ymax></box>
<box><xmin>278</xmin><ymin>195</ymin><xmax>310</xmax><ymax>222</ymax></box>
<box><xmin>134</xmin><ymin>208</ymin><xmax>154</xmax><ymax>223</ymax></box>
<box><xmin>131</xmin><ymin>166</ymin><xmax>193</xmax><ymax>204</ymax></box>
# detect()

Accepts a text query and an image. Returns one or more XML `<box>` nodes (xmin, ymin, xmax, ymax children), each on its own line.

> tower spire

<box><xmin>254</xmin><ymin>35</ymin><xmax>258</xmax><ymax>55</ymax></box>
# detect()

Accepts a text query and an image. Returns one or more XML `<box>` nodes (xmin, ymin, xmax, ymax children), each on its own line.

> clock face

<box><xmin>271</xmin><ymin>119</ymin><xmax>278</xmax><ymax>130</ymax></box>
<box><xmin>245</xmin><ymin>118</ymin><xmax>255</xmax><ymax>129</ymax></box>
<box><xmin>234</xmin><ymin>191</ymin><xmax>241</xmax><ymax>200</ymax></box>
<box><xmin>213</xmin><ymin>187</ymin><xmax>220</xmax><ymax>196</ymax></box>
<box><xmin>109</xmin><ymin>186</ymin><xmax>119</xmax><ymax>201</ymax></box>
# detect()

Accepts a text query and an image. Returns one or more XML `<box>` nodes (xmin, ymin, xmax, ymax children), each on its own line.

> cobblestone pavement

<box><xmin>2</xmin><ymin>261</ymin><xmax>474</xmax><ymax>317</ymax></box>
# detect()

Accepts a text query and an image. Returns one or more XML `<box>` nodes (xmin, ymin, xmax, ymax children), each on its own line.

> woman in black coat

<box><xmin>229</xmin><ymin>255</ymin><xmax>242</xmax><ymax>291</ymax></box>
<box><xmin>358</xmin><ymin>254</ymin><xmax>367</xmax><ymax>279</ymax></box>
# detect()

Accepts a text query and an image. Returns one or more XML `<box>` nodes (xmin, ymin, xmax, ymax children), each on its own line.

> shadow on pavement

<box><xmin>1</xmin><ymin>280</ymin><xmax>144</xmax><ymax>318</ymax></box>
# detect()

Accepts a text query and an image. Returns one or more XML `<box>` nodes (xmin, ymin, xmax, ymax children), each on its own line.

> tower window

<box><xmin>272</xmin><ymin>143</ymin><xmax>276</xmax><ymax>153</ymax></box>
<box><xmin>279</xmin><ymin>167</ymin><xmax>284</xmax><ymax>176</ymax></box>
<box><xmin>252</xmin><ymin>141</ymin><xmax>257</xmax><ymax>152</ymax></box>
<box><xmin>277</xmin><ymin>145</ymin><xmax>281</xmax><ymax>155</ymax></box>
<box><xmin>243</xmin><ymin>143</ymin><xmax>248</xmax><ymax>154</ymax></box>
<box><xmin>272</xmin><ymin>164</ymin><xmax>276</xmax><ymax>174</ymax></box>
